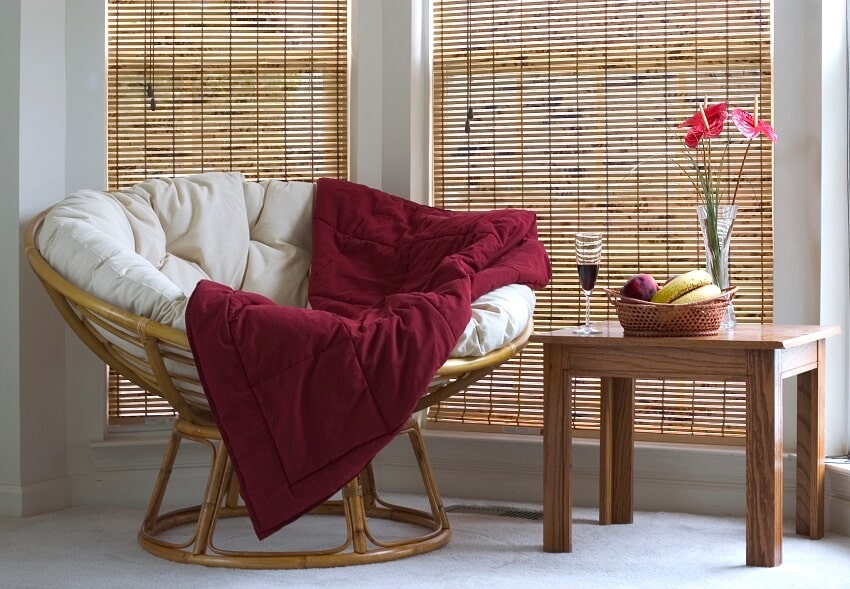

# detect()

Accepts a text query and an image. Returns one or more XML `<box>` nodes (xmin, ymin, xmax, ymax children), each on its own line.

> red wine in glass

<box><xmin>577</xmin><ymin>263</ymin><xmax>600</xmax><ymax>292</ymax></box>
<box><xmin>574</xmin><ymin>232</ymin><xmax>603</xmax><ymax>335</ymax></box>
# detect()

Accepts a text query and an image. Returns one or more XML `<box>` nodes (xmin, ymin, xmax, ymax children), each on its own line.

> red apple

<box><xmin>621</xmin><ymin>273</ymin><xmax>659</xmax><ymax>301</ymax></box>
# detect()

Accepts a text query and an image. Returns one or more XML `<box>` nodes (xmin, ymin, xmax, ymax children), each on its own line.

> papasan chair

<box><xmin>24</xmin><ymin>172</ymin><xmax>551</xmax><ymax>568</ymax></box>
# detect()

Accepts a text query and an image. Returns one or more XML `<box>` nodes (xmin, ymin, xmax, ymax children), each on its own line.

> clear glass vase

<box><xmin>696</xmin><ymin>204</ymin><xmax>737</xmax><ymax>329</ymax></box>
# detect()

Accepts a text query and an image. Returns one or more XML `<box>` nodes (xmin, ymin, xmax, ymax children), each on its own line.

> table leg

<box><xmin>796</xmin><ymin>340</ymin><xmax>825</xmax><ymax>539</ymax></box>
<box><xmin>543</xmin><ymin>343</ymin><xmax>571</xmax><ymax>552</ymax></box>
<box><xmin>599</xmin><ymin>377</ymin><xmax>634</xmax><ymax>525</ymax></box>
<box><xmin>745</xmin><ymin>349</ymin><xmax>783</xmax><ymax>567</ymax></box>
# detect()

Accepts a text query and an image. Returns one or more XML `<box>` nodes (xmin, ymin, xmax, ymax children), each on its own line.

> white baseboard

<box><xmin>0</xmin><ymin>484</ymin><xmax>24</xmax><ymax>516</ymax></box>
<box><xmin>0</xmin><ymin>476</ymin><xmax>70</xmax><ymax>517</ymax></box>
<box><xmin>826</xmin><ymin>464</ymin><xmax>850</xmax><ymax>536</ymax></box>
<box><xmin>74</xmin><ymin>432</ymin><xmax>211</xmax><ymax>508</ymax></box>
<box><xmin>76</xmin><ymin>429</ymin><xmax>850</xmax><ymax>536</ymax></box>
<box><xmin>373</xmin><ymin>430</ymin><xmax>765</xmax><ymax>518</ymax></box>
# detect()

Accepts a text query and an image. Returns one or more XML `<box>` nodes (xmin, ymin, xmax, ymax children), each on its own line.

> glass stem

<box><xmin>584</xmin><ymin>290</ymin><xmax>591</xmax><ymax>329</ymax></box>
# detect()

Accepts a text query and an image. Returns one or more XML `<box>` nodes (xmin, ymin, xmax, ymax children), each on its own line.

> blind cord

<box><xmin>464</xmin><ymin>0</ymin><xmax>473</xmax><ymax>134</ymax></box>
<box><xmin>144</xmin><ymin>0</ymin><xmax>156</xmax><ymax>111</ymax></box>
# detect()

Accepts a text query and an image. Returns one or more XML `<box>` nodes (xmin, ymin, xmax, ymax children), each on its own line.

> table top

<box><xmin>532</xmin><ymin>321</ymin><xmax>840</xmax><ymax>350</ymax></box>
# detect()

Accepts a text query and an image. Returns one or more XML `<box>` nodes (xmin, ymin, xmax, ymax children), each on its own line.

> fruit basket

<box><xmin>604</xmin><ymin>286</ymin><xmax>738</xmax><ymax>337</ymax></box>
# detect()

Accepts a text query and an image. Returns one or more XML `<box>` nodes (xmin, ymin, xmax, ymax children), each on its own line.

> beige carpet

<box><xmin>1</xmin><ymin>496</ymin><xmax>848</xmax><ymax>588</ymax></box>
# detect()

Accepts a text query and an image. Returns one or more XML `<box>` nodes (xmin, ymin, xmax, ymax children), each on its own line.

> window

<box><xmin>106</xmin><ymin>0</ymin><xmax>348</xmax><ymax>423</ymax></box>
<box><xmin>430</xmin><ymin>0</ymin><xmax>773</xmax><ymax>442</ymax></box>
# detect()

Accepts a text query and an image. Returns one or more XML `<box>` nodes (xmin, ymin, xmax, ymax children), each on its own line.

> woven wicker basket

<box><xmin>604</xmin><ymin>286</ymin><xmax>738</xmax><ymax>337</ymax></box>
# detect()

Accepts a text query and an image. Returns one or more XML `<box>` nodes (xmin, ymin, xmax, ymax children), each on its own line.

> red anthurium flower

<box><xmin>679</xmin><ymin>102</ymin><xmax>728</xmax><ymax>148</ymax></box>
<box><xmin>672</xmin><ymin>95</ymin><xmax>777</xmax><ymax>289</ymax></box>
<box><xmin>731</xmin><ymin>108</ymin><xmax>777</xmax><ymax>142</ymax></box>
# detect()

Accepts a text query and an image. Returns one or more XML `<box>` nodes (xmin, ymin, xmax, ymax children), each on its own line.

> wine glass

<box><xmin>574</xmin><ymin>232</ymin><xmax>603</xmax><ymax>335</ymax></box>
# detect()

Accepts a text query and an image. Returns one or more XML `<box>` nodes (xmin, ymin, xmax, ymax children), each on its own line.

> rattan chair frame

<box><xmin>24</xmin><ymin>209</ymin><xmax>532</xmax><ymax>569</ymax></box>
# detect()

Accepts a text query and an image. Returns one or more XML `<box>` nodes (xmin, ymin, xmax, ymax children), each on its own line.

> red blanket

<box><xmin>186</xmin><ymin>178</ymin><xmax>551</xmax><ymax>539</ymax></box>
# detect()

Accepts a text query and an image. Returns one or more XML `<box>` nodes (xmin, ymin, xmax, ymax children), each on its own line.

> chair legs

<box><xmin>138</xmin><ymin>417</ymin><xmax>451</xmax><ymax>568</ymax></box>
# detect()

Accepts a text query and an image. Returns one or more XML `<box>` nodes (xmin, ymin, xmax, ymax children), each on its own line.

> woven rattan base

<box><xmin>138</xmin><ymin>418</ymin><xmax>450</xmax><ymax>569</ymax></box>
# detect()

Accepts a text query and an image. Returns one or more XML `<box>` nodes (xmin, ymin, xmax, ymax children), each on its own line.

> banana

<box><xmin>650</xmin><ymin>269</ymin><xmax>714</xmax><ymax>303</ymax></box>
<box><xmin>670</xmin><ymin>283</ymin><xmax>721</xmax><ymax>304</ymax></box>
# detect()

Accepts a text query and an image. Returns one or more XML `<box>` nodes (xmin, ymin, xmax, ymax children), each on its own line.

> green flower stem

<box><xmin>730</xmin><ymin>138</ymin><xmax>753</xmax><ymax>207</ymax></box>
<box><xmin>704</xmin><ymin>205</ymin><xmax>722</xmax><ymax>284</ymax></box>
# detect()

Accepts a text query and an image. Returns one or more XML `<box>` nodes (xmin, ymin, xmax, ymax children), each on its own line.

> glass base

<box><xmin>573</xmin><ymin>324</ymin><xmax>602</xmax><ymax>335</ymax></box>
<box><xmin>720</xmin><ymin>303</ymin><xmax>736</xmax><ymax>330</ymax></box>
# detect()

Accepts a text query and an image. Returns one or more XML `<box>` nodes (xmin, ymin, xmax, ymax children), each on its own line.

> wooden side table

<box><xmin>533</xmin><ymin>322</ymin><xmax>840</xmax><ymax>567</ymax></box>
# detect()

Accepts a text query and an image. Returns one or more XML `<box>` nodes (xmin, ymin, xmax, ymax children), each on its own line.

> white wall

<box><xmin>774</xmin><ymin>0</ymin><xmax>849</xmax><ymax>458</ymax></box>
<box><xmin>0</xmin><ymin>0</ymin><xmax>23</xmax><ymax>501</ymax></box>
<box><xmin>818</xmin><ymin>0</ymin><xmax>850</xmax><ymax>457</ymax></box>
<box><xmin>2</xmin><ymin>0</ymin><xmax>848</xmax><ymax>523</ymax></box>
<box><xmin>0</xmin><ymin>0</ymin><xmax>71</xmax><ymax>516</ymax></box>
<box><xmin>64</xmin><ymin>0</ymin><xmax>111</xmax><ymax>490</ymax></box>
<box><xmin>351</xmin><ymin>0</ymin><xmax>429</xmax><ymax>202</ymax></box>
<box><xmin>350</xmin><ymin>0</ymin><xmax>383</xmax><ymax>188</ymax></box>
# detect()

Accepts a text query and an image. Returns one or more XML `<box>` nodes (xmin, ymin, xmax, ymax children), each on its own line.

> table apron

<box><xmin>565</xmin><ymin>346</ymin><xmax>750</xmax><ymax>379</ymax></box>
<box><xmin>779</xmin><ymin>342</ymin><xmax>820</xmax><ymax>378</ymax></box>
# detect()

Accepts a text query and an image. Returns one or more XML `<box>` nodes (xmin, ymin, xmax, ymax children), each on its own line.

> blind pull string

<box><xmin>144</xmin><ymin>0</ymin><xmax>156</xmax><ymax>111</ymax></box>
<box><xmin>464</xmin><ymin>0</ymin><xmax>472</xmax><ymax>134</ymax></box>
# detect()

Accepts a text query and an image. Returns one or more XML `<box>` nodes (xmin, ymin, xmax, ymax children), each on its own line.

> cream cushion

<box><xmin>37</xmin><ymin>171</ymin><xmax>533</xmax><ymax>357</ymax></box>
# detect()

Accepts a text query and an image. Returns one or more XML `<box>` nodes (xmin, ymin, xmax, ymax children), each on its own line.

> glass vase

<box><xmin>696</xmin><ymin>204</ymin><xmax>737</xmax><ymax>329</ymax></box>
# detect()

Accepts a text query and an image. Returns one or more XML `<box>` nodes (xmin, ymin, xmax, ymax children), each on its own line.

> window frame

<box><xmin>428</xmin><ymin>0</ymin><xmax>774</xmax><ymax>444</ymax></box>
<box><xmin>105</xmin><ymin>0</ymin><xmax>350</xmax><ymax>427</ymax></box>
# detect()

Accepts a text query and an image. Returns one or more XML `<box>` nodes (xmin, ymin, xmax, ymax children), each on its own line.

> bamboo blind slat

<box><xmin>430</xmin><ymin>0</ymin><xmax>773</xmax><ymax>442</ymax></box>
<box><xmin>106</xmin><ymin>0</ymin><xmax>348</xmax><ymax>424</ymax></box>
<box><xmin>107</xmin><ymin>0</ymin><xmax>347</xmax><ymax>189</ymax></box>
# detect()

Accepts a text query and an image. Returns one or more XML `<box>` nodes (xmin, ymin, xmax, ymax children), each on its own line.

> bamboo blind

<box><xmin>106</xmin><ymin>0</ymin><xmax>348</xmax><ymax>423</ymax></box>
<box><xmin>429</xmin><ymin>0</ymin><xmax>773</xmax><ymax>442</ymax></box>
